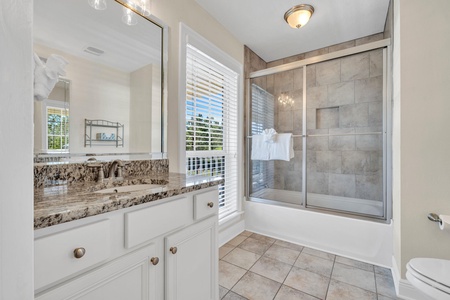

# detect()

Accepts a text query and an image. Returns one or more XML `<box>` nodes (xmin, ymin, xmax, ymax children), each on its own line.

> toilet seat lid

<box><xmin>408</xmin><ymin>258</ymin><xmax>450</xmax><ymax>289</ymax></box>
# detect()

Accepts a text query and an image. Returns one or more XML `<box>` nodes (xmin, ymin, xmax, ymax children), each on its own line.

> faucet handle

<box><xmin>98</xmin><ymin>167</ymin><xmax>105</xmax><ymax>182</ymax></box>
<box><xmin>117</xmin><ymin>165</ymin><xmax>123</xmax><ymax>179</ymax></box>
<box><xmin>87</xmin><ymin>164</ymin><xmax>105</xmax><ymax>182</ymax></box>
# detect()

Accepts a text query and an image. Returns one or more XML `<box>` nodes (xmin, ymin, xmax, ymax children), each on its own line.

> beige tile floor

<box><xmin>219</xmin><ymin>231</ymin><xmax>400</xmax><ymax>300</ymax></box>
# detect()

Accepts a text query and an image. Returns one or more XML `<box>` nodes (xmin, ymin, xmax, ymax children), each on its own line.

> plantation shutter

<box><xmin>185</xmin><ymin>44</ymin><xmax>239</xmax><ymax>220</ymax></box>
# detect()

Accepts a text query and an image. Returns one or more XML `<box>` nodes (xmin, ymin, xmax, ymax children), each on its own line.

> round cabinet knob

<box><xmin>73</xmin><ymin>247</ymin><xmax>86</xmax><ymax>259</ymax></box>
<box><xmin>169</xmin><ymin>247</ymin><xmax>178</xmax><ymax>254</ymax></box>
<box><xmin>207</xmin><ymin>202</ymin><xmax>214</xmax><ymax>208</ymax></box>
<box><xmin>150</xmin><ymin>257</ymin><xmax>159</xmax><ymax>265</ymax></box>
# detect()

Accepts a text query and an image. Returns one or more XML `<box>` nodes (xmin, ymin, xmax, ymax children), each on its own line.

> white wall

<box><xmin>129</xmin><ymin>63</ymin><xmax>162</xmax><ymax>153</ymax></box>
<box><xmin>151</xmin><ymin>0</ymin><xmax>244</xmax><ymax>172</ymax></box>
<box><xmin>34</xmin><ymin>43</ymin><xmax>131</xmax><ymax>154</ymax></box>
<box><xmin>393</xmin><ymin>0</ymin><xmax>450</xmax><ymax>278</ymax></box>
<box><xmin>130</xmin><ymin>65</ymin><xmax>153</xmax><ymax>152</ymax></box>
<box><xmin>0</xmin><ymin>0</ymin><xmax>34</xmax><ymax>299</ymax></box>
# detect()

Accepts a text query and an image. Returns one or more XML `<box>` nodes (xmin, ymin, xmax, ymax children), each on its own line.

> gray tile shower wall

<box><xmin>247</xmin><ymin>33</ymin><xmax>385</xmax><ymax>201</ymax></box>
<box><xmin>34</xmin><ymin>159</ymin><xmax>169</xmax><ymax>188</ymax></box>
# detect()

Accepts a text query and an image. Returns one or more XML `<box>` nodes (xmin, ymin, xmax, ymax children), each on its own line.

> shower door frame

<box><xmin>245</xmin><ymin>38</ymin><xmax>392</xmax><ymax>222</ymax></box>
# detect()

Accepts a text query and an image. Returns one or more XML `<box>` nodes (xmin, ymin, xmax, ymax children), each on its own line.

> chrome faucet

<box><xmin>108</xmin><ymin>159</ymin><xmax>124</xmax><ymax>180</ymax></box>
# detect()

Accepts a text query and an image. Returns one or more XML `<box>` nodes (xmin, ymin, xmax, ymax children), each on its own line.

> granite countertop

<box><xmin>34</xmin><ymin>172</ymin><xmax>223</xmax><ymax>230</ymax></box>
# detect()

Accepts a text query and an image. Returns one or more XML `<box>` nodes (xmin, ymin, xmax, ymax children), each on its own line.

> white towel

<box><xmin>34</xmin><ymin>53</ymin><xmax>68</xmax><ymax>101</ymax></box>
<box><xmin>262</xmin><ymin>128</ymin><xmax>277</xmax><ymax>143</ymax></box>
<box><xmin>269</xmin><ymin>133</ymin><xmax>294</xmax><ymax>161</ymax></box>
<box><xmin>251</xmin><ymin>134</ymin><xmax>270</xmax><ymax>160</ymax></box>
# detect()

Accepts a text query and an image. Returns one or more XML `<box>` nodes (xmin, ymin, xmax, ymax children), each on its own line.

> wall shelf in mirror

<box><xmin>85</xmin><ymin>119</ymin><xmax>124</xmax><ymax>148</ymax></box>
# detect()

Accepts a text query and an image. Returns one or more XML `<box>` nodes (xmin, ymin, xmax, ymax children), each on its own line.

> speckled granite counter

<box><xmin>34</xmin><ymin>172</ymin><xmax>223</xmax><ymax>230</ymax></box>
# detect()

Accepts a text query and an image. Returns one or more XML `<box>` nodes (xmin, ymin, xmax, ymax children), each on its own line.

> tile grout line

<box><xmin>221</xmin><ymin>233</ymin><xmax>395</xmax><ymax>300</ymax></box>
<box><xmin>323</xmin><ymin>255</ymin><xmax>337</xmax><ymax>299</ymax></box>
<box><xmin>272</xmin><ymin>242</ymin><xmax>304</xmax><ymax>299</ymax></box>
<box><xmin>221</xmin><ymin>234</ymin><xmax>276</xmax><ymax>299</ymax></box>
<box><xmin>220</xmin><ymin>234</ymin><xmax>249</xmax><ymax>300</ymax></box>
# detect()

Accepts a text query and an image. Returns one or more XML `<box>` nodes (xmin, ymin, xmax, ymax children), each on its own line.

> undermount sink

<box><xmin>94</xmin><ymin>184</ymin><xmax>165</xmax><ymax>194</ymax></box>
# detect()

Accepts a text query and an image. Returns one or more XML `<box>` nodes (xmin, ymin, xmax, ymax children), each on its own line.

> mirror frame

<box><xmin>34</xmin><ymin>0</ymin><xmax>168</xmax><ymax>162</ymax></box>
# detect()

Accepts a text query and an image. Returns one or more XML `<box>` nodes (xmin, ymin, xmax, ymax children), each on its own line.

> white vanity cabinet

<box><xmin>34</xmin><ymin>187</ymin><xmax>219</xmax><ymax>300</ymax></box>
<box><xmin>35</xmin><ymin>243</ymin><xmax>158</xmax><ymax>300</ymax></box>
<box><xmin>165</xmin><ymin>216</ymin><xmax>218</xmax><ymax>300</ymax></box>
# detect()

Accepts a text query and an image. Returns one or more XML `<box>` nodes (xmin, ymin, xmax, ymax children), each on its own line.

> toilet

<box><xmin>406</xmin><ymin>258</ymin><xmax>450</xmax><ymax>300</ymax></box>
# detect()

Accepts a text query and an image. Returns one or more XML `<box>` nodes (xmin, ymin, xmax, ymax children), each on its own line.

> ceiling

<box><xmin>34</xmin><ymin>0</ymin><xmax>162</xmax><ymax>73</ymax></box>
<box><xmin>195</xmin><ymin>0</ymin><xmax>390</xmax><ymax>62</ymax></box>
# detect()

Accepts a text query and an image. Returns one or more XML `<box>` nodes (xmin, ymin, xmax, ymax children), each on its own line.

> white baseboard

<box><xmin>391</xmin><ymin>256</ymin><xmax>434</xmax><ymax>300</ymax></box>
<box><xmin>218</xmin><ymin>212</ymin><xmax>245</xmax><ymax>246</ymax></box>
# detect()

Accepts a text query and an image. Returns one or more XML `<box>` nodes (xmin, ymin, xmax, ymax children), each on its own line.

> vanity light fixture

<box><xmin>122</xmin><ymin>6</ymin><xmax>138</xmax><ymax>26</ymax></box>
<box><xmin>121</xmin><ymin>0</ymin><xmax>151</xmax><ymax>26</ymax></box>
<box><xmin>121</xmin><ymin>0</ymin><xmax>151</xmax><ymax>16</ymax></box>
<box><xmin>284</xmin><ymin>4</ymin><xmax>314</xmax><ymax>29</ymax></box>
<box><xmin>88</xmin><ymin>0</ymin><xmax>107</xmax><ymax>10</ymax></box>
<box><xmin>88</xmin><ymin>0</ymin><xmax>151</xmax><ymax>26</ymax></box>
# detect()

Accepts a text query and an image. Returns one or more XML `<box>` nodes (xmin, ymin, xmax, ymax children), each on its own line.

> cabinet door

<box><xmin>36</xmin><ymin>244</ymin><xmax>159</xmax><ymax>300</ymax></box>
<box><xmin>165</xmin><ymin>216</ymin><xmax>218</xmax><ymax>300</ymax></box>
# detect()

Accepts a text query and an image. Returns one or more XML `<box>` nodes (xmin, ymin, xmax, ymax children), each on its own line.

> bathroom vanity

<box><xmin>34</xmin><ymin>171</ymin><xmax>221</xmax><ymax>300</ymax></box>
<box><xmin>31</xmin><ymin>0</ymin><xmax>222</xmax><ymax>298</ymax></box>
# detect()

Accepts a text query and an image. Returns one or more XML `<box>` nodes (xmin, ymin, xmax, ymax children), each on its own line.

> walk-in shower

<box><xmin>246</xmin><ymin>40</ymin><xmax>391</xmax><ymax>220</ymax></box>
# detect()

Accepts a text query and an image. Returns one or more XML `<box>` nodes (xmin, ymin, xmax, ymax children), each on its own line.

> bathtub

<box><xmin>245</xmin><ymin>200</ymin><xmax>393</xmax><ymax>267</ymax></box>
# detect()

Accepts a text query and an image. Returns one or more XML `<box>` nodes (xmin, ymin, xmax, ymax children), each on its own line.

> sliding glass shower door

<box><xmin>305</xmin><ymin>49</ymin><xmax>385</xmax><ymax>217</ymax></box>
<box><xmin>247</xmin><ymin>47</ymin><xmax>388</xmax><ymax>219</ymax></box>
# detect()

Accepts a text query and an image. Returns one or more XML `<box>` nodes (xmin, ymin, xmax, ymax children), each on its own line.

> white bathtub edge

<box><xmin>245</xmin><ymin>201</ymin><xmax>393</xmax><ymax>267</ymax></box>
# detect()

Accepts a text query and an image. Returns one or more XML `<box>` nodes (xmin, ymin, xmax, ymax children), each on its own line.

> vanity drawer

<box><xmin>125</xmin><ymin>197</ymin><xmax>192</xmax><ymax>249</ymax></box>
<box><xmin>35</xmin><ymin>220</ymin><xmax>111</xmax><ymax>290</ymax></box>
<box><xmin>194</xmin><ymin>189</ymin><xmax>219</xmax><ymax>220</ymax></box>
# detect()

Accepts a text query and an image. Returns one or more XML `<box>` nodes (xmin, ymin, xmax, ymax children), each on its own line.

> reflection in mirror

<box><xmin>34</xmin><ymin>79</ymin><xmax>70</xmax><ymax>153</ymax></box>
<box><xmin>33</xmin><ymin>0</ymin><xmax>166</xmax><ymax>158</ymax></box>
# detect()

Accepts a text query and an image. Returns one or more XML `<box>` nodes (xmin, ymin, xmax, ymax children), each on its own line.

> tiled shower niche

<box><xmin>249</xmin><ymin>48</ymin><xmax>385</xmax><ymax>217</ymax></box>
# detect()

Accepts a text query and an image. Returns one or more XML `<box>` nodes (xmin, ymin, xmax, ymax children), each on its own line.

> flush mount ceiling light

<box><xmin>284</xmin><ymin>4</ymin><xmax>314</xmax><ymax>29</ymax></box>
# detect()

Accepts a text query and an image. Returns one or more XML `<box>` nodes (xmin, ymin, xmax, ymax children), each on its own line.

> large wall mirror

<box><xmin>33</xmin><ymin>0</ymin><xmax>167</xmax><ymax>160</ymax></box>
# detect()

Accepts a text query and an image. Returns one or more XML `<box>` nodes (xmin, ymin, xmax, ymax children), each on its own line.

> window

<box><xmin>184</xmin><ymin>43</ymin><xmax>239</xmax><ymax>220</ymax></box>
<box><xmin>250</xmin><ymin>84</ymin><xmax>274</xmax><ymax>193</ymax></box>
<box><xmin>47</xmin><ymin>106</ymin><xmax>69</xmax><ymax>152</ymax></box>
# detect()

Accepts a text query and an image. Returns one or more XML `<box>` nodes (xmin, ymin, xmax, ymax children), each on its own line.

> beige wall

<box><xmin>393</xmin><ymin>0</ymin><xmax>450</xmax><ymax>277</ymax></box>
<box><xmin>151</xmin><ymin>0</ymin><xmax>244</xmax><ymax>172</ymax></box>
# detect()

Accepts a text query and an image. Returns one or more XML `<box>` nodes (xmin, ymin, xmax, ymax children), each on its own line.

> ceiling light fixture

<box><xmin>284</xmin><ymin>4</ymin><xmax>314</xmax><ymax>29</ymax></box>
<box><xmin>278</xmin><ymin>92</ymin><xmax>294</xmax><ymax>107</ymax></box>
<box><xmin>88</xmin><ymin>0</ymin><xmax>107</xmax><ymax>10</ymax></box>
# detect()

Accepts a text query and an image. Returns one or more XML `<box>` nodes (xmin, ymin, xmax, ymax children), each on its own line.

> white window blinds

<box><xmin>185</xmin><ymin>44</ymin><xmax>239</xmax><ymax>220</ymax></box>
<box><xmin>250</xmin><ymin>84</ymin><xmax>275</xmax><ymax>193</ymax></box>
